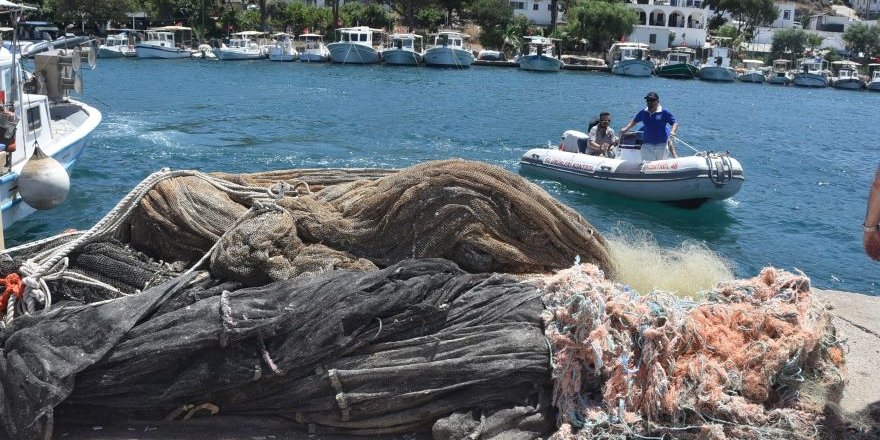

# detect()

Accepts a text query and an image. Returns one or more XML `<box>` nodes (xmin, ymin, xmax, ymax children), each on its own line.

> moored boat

<box><xmin>135</xmin><ymin>26</ymin><xmax>193</xmax><ymax>59</ymax></box>
<box><xmin>654</xmin><ymin>47</ymin><xmax>699</xmax><ymax>79</ymax></box>
<box><xmin>520</xmin><ymin>130</ymin><xmax>743</xmax><ymax>207</ymax></box>
<box><xmin>517</xmin><ymin>36</ymin><xmax>563</xmax><ymax>72</ymax></box>
<box><xmin>382</xmin><ymin>33</ymin><xmax>423</xmax><ymax>66</ymax></box>
<box><xmin>737</xmin><ymin>59</ymin><xmax>765</xmax><ymax>83</ymax></box>
<box><xmin>868</xmin><ymin>64</ymin><xmax>880</xmax><ymax>91</ymax></box>
<box><xmin>97</xmin><ymin>32</ymin><xmax>136</xmax><ymax>58</ymax></box>
<box><xmin>699</xmin><ymin>40</ymin><xmax>736</xmax><ymax>82</ymax></box>
<box><xmin>830</xmin><ymin>60</ymin><xmax>865</xmax><ymax>90</ymax></box>
<box><xmin>424</xmin><ymin>30</ymin><xmax>474</xmax><ymax>68</ymax></box>
<box><xmin>298</xmin><ymin>33</ymin><xmax>330</xmax><ymax>62</ymax></box>
<box><xmin>327</xmin><ymin>27</ymin><xmax>383</xmax><ymax>64</ymax></box>
<box><xmin>0</xmin><ymin>10</ymin><xmax>102</xmax><ymax>229</ymax></box>
<box><xmin>268</xmin><ymin>32</ymin><xmax>297</xmax><ymax>61</ymax></box>
<box><xmin>607</xmin><ymin>42</ymin><xmax>653</xmax><ymax>77</ymax></box>
<box><xmin>214</xmin><ymin>31</ymin><xmax>267</xmax><ymax>61</ymax></box>
<box><xmin>792</xmin><ymin>57</ymin><xmax>829</xmax><ymax>87</ymax></box>
<box><xmin>767</xmin><ymin>59</ymin><xmax>792</xmax><ymax>85</ymax></box>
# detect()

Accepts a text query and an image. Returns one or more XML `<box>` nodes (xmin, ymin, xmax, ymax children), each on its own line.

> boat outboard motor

<box><xmin>560</xmin><ymin>130</ymin><xmax>589</xmax><ymax>154</ymax></box>
<box><xmin>18</xmin><ymin>146</ymin><xmax>70</xmax><ymax>210</ymax></box>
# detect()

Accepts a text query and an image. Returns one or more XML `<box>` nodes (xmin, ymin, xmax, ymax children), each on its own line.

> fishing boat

<box><xmin>97</xmin><ymin>32</ymin><xmax>136</xmax><ymax>58</ymax></box>
<box><xmin>520</xmin><ymin>130</ymin><xmax>743</xmax><ymax>208</ymax></box>
<box><xmin>830</xmin><ymin>60</ymin><xmax>865</xmax><ymax>90</ymax></box>
<box><xmin>699</xmin><ymin>40</ymin><xmax>736</xmax><ymax>82</ymax></box>
<box><xmin>868</xmin><ymin>64</ymin><xmax>880</xmax><ymax>91</ymax></box>
<box><xmin>327</xmin><ymin>27</ymin><xmax>383</xmax><ymax>64</ymax></box>
<box><xmin>517</xmin><ymin>36</ymin><xmax>563</xmax><ymax>72</ymax></box>
<box><xmin>767</xmin><ymin>59</ymin><xmax>792</xmax><ymax>85</ymax></box>
<box><xmin>607</xmin><ymin>42</ymin><xmax>653</xmax><ymax>77</ymax></box>
<box><xmin>654</xmin><ymin>47</ymin><xmax>699</xmax><ymax>79</ymax></box>
<box><xmin>382</xmin><ymin>33</ymin><xmax>423</xmax><ymax>66</ymax></box>
<box><xmin>214</xmin><ymin>31</ymin><xmax>266</xmax><ymax>61</ymax></box>
<box><xmin>792</xmin><ymin>57</ymin><xmax>829</xmax><ymax>87</ymax></box>
<box><xmin>268</xmin><ymin>32</ymin><xmax>297</xmax><ymax>62</ymax></box>
<box><xmin>298</xmin><ymin>33</ymin><xmax>330</xmax><ymax>62</ymax></box>
<box><xmin>135</xmin><ymin>26</ymin><xmax>193</xmax><ymax>59</ymax></box>
<box><xmin>0</xmin><ymin>4</ymin><xmax>102</xmax><ymax>229</ymax></box>
<box><xmin>737</xmin><ymin>59</ymin><xmax>765</xmax><ymax>83</ymax></box>
<box><xmin>423</xmin><ymin>30</ymin><xmax>474</xmax><ymax>68</ymax></box>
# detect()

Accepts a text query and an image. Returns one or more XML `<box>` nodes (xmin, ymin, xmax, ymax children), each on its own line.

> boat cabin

<box><xmin>831</xmin><ymin>60</ymin><xmax>860</xmax><ymax>78</ymax></box>
<box><xmin>336</xmin><ymin>27</ymin><xmax>382</xmax><ymax>48</ymax></box>
<box><xmin>741</xmin><ymin>59</ymin><xmax>764</xmax><ymax>70</ymax></box>
<box><xmin>771</xmin><ymin>59</ymin><xmax>790</xmax><ymax>73</ymax></box>
<box><xmin>797</xmin><ymin>57</ymin><xmax>828</xmax><ymax>74</ymax></box>
<box><xmin>16</xmin><ymin>21</ymin><xmax>62</xmax><ymax>42</ymax></box>
<box><xmin>429</xmin><ymin>31</ymin><xmax>469</xmax><ymax>49</ymax></box>
<box><xmin>522</xmin><ymin>36</ymin><xmax>558</xmax><ymax>57</ymax></box>
<box><xmin>387</xmin><ymin>33</ymin><xmax>423</xmax><ymax>52</ymax></box>
<box><xmin>299</xmin><ymin>33</ymin><xmax>325</xmax><ymax>49</ymax></box>
<box><xmin>664</xmin><ymin>47</ymin><xmax>695</xmax><ymax>65</ymax></box>
<box><xmin>144</xmin><ymin>26</ymin><xmax>193</xmax><ymax>49</ymax></box>
<box><xmin>0</xmin><ymin>48</ymin><xmax>57</xmax><ymax>172</ymax></box>
<box><xmin>227</xmin><ymin>31</ymin><xmax>264</xmax><ymax>50</ymax></box>
<box><xmin>870</xmin><ymin>63</ymin><xmax>880</xmax><ymax>81</ymax></box>
<box><xmin>607</xmin><ymin>43</ymin><xmax>650</xmax><ymax>64</ymax></box>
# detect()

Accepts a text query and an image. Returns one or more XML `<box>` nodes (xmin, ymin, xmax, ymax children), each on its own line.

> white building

<box><xmin>624</xmin><ymin>0</ymin><xmax>712</xmax><ymax>50</ymax></box>
<box><xmin>509</xmin><ymin>0</ymin><xmax>562</xmax><ymax>26</ymax></box>
<box><xmin>849</xmin><ymin>0</ymin><xmax>879</xmax><ymax>20</ymax></box>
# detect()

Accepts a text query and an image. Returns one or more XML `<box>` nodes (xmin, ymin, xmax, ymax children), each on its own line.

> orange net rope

<box><xmin>538</xmin><ymin>264</ymin><xmax>845</xmax><ymax>440</ymax></box>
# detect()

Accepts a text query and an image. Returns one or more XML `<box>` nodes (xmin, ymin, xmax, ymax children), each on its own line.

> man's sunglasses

<box><xmin>645</xmin><ymin>98</ymin><xmax>658</xmax><ymax>102</ymax></box>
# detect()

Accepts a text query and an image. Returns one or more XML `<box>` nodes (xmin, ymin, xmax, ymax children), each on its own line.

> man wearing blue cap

<box><xmin>620</xmin><ymin>91</ymin><xmax>679</xmax><ymax>161</ymax></box>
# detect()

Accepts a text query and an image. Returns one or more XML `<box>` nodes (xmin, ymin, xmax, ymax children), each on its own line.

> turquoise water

<box><xmin>6</xmin><ymin>59</ymin><xmax>879</xmax><ymax>294</ymax></box>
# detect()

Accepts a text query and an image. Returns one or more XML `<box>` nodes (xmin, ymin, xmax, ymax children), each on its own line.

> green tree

<box><xmin>705</xmin><ymin>0</ymin><xmax>777</xmax><ymax>41</ymax></box>
<box><xmin>465</xmin><ymin>0</ymin><xmax>513</xmax><ymax>49</ymax></box>
<box><xmin>770</xmin><ymin>27</ymin><xmax>805</xmax><ymax>60</ymax></box>
<box><xmin>806</xmin><ymin>33</ymin><xmax>824</xmax><ymax>52</ymax></box>
<box><xmin>843</xmin><ymin>23</ymin><xmax>880</xmax><ymax>59</ymax></box>
<box><xmin>339</xmin><ymin>2</ymin><xmax>391</xmax><ymax>29</ymax></box>
<box><xmin>564</xmin><ymin>0</ymin><xmax>637</xmax><ymax>53</ymax></box>
<box><xmin>415</xmin><ymin>6</ymin><xmax>446</xmax><ymax>32</ymax></box>
<box><xmin>283</xmin><ymin>3</ymin><xmax>333</xmax><ymax>35</ymax></box>
<box><xmin>43</xmin><ymin>0</ymin><xmax>139</xmax><ymax>31</ymax></box>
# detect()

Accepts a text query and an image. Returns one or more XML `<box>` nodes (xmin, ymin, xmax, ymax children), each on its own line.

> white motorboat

<box><xmin>135</xmin><ymin>26</ymin><xmax>193</xmax><ymax>59</ymax></box>
<box><xmin>868</xmin><ymin>64</ymin><xmax>880</xmax><ymax>91</ymax></box>
<box><xmin>0</xmin><ymin>7</ymin><xmax>102</xmax><ymax>229</ymax></box>
<box><xmin>298</xmin><ymin>33</ymin><xmax>330</xmax><ymax>62</ymax></box>
<box><xmin>792</xmin><ymin>57</ymin><xmax>829</xmax><ymax>87</ymax></box>
<box><xmin>607</xmin><ymin>42</ymin><xmax>653</xmax><ymax>77</ymax></box>
<box><xmin>424</xmin><ymin>30</ymin><xmax>474</xmax><ymax>68</ymax></box>
<box><xmin>97</xmin><ymin>33</ymin><xmax>136</xmax><ymax>58</ymax></box>
<box><xmin>327</xmin><ymin>27</ymin><xmax>383</xmax><ymax>64</ymax></box>
<box><xmin>214</xmin><ymin>31</ymin><xmax>266</xmax><ymax>61</ymax></box>
<box><xmin>699</xmin><ymin>40</ymin><xmax>736</xmax><ymax>82</ymax></box>
<box><xmin>268</xmin><ymin>32</ymin><xmax>297</xmax><ymax>62</ymax></box>
<box><xmin>191</xmin><ymin>44</ymin><xmax>216</xmax><ymax>60</ymax></box>
<box><xmin>737</xmin><ymin>59</ymin><xmax>765</xmax><ymax>83</ymax></box>
<box><xmin>477</xmin><ymin>49</ymin><xmax>506</xmax><ymax>61</ymax></box>
<box><xmin>830</xmin><ymin>60</ymin><xmax>865</xmax><ymax>90</ymax></box>
<box><xmin>382</xmin><ymin>33</ymin><xmax>423</xmax><ymax>66</ymax></box>
<box><xmin>517</xmin><ymin>36</ymin><xmax>563</xmax><ymax>72</ymax></box>
<box><xmin>520</xmin><ymin>130</ymin><xmax>743</xmax><ymax>208</ymax></box>
<box><xmin>767</xmin><ymin>59</ymin><xmax>792</xmax><ymax>85</ymax></box>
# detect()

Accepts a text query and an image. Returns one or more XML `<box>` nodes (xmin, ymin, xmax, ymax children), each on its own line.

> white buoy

<box><xmin>18</xmin><ymin>146</ymin><xmax>70</xmax><ymax>210</ymax></box>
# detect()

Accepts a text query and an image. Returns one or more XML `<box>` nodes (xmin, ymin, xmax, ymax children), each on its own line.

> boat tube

<box><xmin>520</xmin><ymin>130</ymin><xmax>744</xmax><ymax>207</ymax></box>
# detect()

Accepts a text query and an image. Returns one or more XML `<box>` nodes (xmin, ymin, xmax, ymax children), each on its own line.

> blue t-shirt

<box><xmin>633</xmin><ymin>107</ymin><xmax>676</xmax><ymax>144</ymax></box>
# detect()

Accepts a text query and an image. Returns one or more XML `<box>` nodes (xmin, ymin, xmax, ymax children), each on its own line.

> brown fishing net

<box><xmin>122</xmin><ymin>159</ymin><xmax>615</xmax><ymax>284</ymax></box>
<box><xmin>540</xmin><ymin>264</ymin><xmax>846</xmax><ymax>440</ymax></box>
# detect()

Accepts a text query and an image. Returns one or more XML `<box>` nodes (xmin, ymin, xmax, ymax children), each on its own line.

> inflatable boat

<box><xmin>520</xmin><ymin>130</ymin><xmax>744</xmax><ymax>207</ymax></box>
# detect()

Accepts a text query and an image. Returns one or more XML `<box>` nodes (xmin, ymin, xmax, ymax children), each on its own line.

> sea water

<box><xmin>7</xmin><ymin>58</ymin><xmax>878</xmax><ymax>294</ymax></box>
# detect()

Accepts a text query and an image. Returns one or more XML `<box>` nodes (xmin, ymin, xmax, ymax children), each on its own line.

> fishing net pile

<box><xmin>0</xmin><ymin>159</ymin><xmax>848</xmax><ymax>440</ymax></box>
<box><xmin>540</xmin><ymin>264</ymin><xmax>846</xmax><ymax>440</ymax></box>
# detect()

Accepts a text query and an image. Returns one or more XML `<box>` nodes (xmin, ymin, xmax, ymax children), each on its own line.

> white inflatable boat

<box><xmin>520</xmin><ymin>130</ymin><xmax>744</xmax><ymax>207</ymax></box>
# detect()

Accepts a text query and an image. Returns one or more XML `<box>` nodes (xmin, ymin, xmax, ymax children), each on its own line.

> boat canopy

<box><xmin>742</xmin><ymin>59</ymin><xmax>764</xmax><ymax>64</ymax></box>
<box><xmin>299</xmin><ymin>33</ymin><xmax>324</xmax><ymax>38</ymax></box>
<box><xmin>233</xmin><ymin>31</ymin><xmax>265</xmax><ymax>37</ymax></box>
<box><xmin>831</xmin><ymin>60</ymin><xmax>860</xmax><ymax>66</ymax></box>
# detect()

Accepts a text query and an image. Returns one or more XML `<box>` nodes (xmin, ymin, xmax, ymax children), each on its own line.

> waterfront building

<box><xmin>624</xmin><ymin>0</ymin><xmax>711</xmax><ymax>50</ymax></box>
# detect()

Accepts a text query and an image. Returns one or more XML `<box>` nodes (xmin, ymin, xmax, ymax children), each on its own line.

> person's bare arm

<box><xmin>864</xmin><ymin>166</ymin><xmax>880</xmax><ymax>260</ymax></box>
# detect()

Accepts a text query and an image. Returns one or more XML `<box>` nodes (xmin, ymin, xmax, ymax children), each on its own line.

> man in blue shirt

<box><xmin>620</xmin><ymin>91</ymin><xmax>679</xmax><ymax>161</ymax></box>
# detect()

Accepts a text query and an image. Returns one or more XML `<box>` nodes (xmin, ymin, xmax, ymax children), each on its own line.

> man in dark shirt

<box><xmin>620</xmin><ymin>91</ymin><xmax>679</xmax><ymax>161</ymax></box>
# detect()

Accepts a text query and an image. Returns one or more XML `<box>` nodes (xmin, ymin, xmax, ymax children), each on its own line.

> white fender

<box><xmin>18</xmin><ymin>146</ymin><xmax>70</xmax><ymax>210</ymax></box>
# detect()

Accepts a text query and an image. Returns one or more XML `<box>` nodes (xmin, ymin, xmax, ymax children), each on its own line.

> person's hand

<box><xmin>866</xmin><ymin>230</ymin><xmax>880</xmax><ymax>260</ymax></box>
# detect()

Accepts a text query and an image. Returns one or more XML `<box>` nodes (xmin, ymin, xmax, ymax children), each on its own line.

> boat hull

<box><xmin>768</xmin><ymin>74</ymin><xmax>791</xmax><ymax>85</ymax></box>
<box><xmin>518</xmin><ymin>55</ymin><xmax>562</xmax><ymax>71</ymax></box>
<box><xmin>611</xmin><ymin>59</ymin><xmax>654</xmax><ymax>77</ymax></box>
<box><xmin>97</xmin><ymin>47</ymin><xmax>135</xmax><ymax>58</ymax></box>
<box><xmin>214</xmin><ymin>49</ymin><xmax>264</xmax><ymax>60</ymax></box>
<box><xmin>382</xmin><ymin>49</ymin><xmax>422</xmax><ymax>65</ymax></box>
<box><xmin>699</xmin><ymin>66</ymin><xmax>737</xmax><ymax>82</ymax></box>
<box><xmin>1</xmin><ymin>99</ymin><xmax>102</xmax><ymax>228</ymax></box>
<box><xmin>327</xmin><ymin>43</ymin><xmax>380</xmax><ymax>64</ymax></box>
<box><xmin>792</xmin><ymin>73</ymin><xmax>828</xmax><ymax>87</ymax></box>
<box><xmin>831</xmin><ymin>78</ymin><xmax>865</xmax><ymax>90</ymax></box>
<box><xmin>268</xmin><ymin>48</ymin><xmax>297</xmax><ymax>61</ymax></box>
<box><xmin>519</xmin><ymin>148</ymin><xmax>744</xmax><ymax>206</ymax></box>
<box><xmin>135</xmin><ymin>44</ymin><xmax>192</xmax><ymax>59</ymax></box>
<box><xmin>655</xmin><ymin>63</ymin><xmax>699</xmax><ymax>79</ymax></box>
<box><xmin>868</xmin><ymin>81</ymin><xmax>880</xmax><ymax>91</ymax></box>
<box><xmin>300</xmin><ymin>52</ymin><xmax>329</xmax><ymax>62</ymax></box>
<box><xmin>423</xmin><ymin>47</ymin><xmax>474</xmax><ymax>67</ymax></box>
<box><xmin>738</xmin><ymin>72</ymin><xmax>765</xmax><ymax>83</ymax></box>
